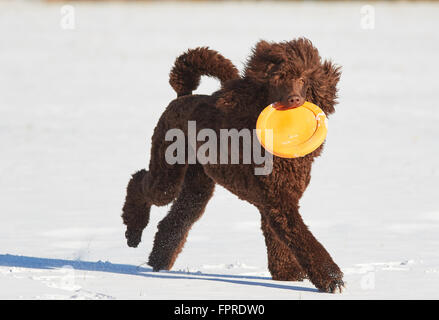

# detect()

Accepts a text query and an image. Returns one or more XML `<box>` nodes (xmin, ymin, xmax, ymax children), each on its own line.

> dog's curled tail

<box><xmin>169</xmin><ymin>47</ymin><xmax>240</xmax><ymax>97</ymax></box>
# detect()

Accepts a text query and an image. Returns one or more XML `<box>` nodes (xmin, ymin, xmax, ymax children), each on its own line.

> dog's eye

<box><xmin>298</xmin><ymin>78</ymin><xmax>305</xmax><ymax>85</ymax></box>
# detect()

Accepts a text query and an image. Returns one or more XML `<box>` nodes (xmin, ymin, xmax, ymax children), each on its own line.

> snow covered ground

<box><xmin>1</xmin><ymin>0</ymin><xmax>438</xmax><ymax>299</ymax></box>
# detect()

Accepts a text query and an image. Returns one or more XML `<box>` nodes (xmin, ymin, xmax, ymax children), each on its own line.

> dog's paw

<box><xmin>125</xmin><ymin>229</ymin><xmax>143</xmax><ymax>248</ymax></box>
<box><xmin>311</xmin><ymin>265</ymin><xmax>345</xmax><ymax>293</ymax></box>
<box><xmin>326</xmin><ymin>277</ymin><xmax>345</xmax><ymax>294</ymax></box>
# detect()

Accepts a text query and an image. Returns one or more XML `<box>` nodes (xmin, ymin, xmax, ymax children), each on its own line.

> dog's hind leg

<box><xmin>122</xmin><ymin>169</ymin><xmax>151</xmax><ymax>247</ymax></box>
<box><xmin>122</xmin><ymin>103</ymin><xmax>192</xmax><ymax>247</ymax></box>
<box><xmin>260</xmin><ymin>215</ymin><xmax>307</xmax><ymax>281</ymax></box>
<box><xmin>148</xmin><ymin>164</ymin><xmax>215</xmax><ymax>271</ymax></box>
<box><xmin>122</xmin><ymin>163</ymin><xmax>188</xmax><ymax>248</ymax></box>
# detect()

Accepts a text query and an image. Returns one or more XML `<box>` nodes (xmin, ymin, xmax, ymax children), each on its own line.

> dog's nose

<box><xmin>287</xmin><ymin>95</ymin><xmax>304</xmax><ymax>108</ymax></box>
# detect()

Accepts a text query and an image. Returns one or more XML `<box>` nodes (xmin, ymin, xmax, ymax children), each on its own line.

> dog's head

<box><xmin>244</xmin><ymin>38</ymin><xmax>341</xmax><ymax>115</ymax></box>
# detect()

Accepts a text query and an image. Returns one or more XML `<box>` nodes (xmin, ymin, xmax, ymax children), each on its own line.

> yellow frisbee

<box><xmin>256</xmin><ymin>101</ymin><xmax>328</xmax><ymax>158</ymax></box>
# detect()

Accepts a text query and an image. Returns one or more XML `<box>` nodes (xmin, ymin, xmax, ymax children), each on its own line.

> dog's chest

<box><xmin>265</xmin><ymin>157</ymin><xmax>313</xmax><ymax>199</ymax></box>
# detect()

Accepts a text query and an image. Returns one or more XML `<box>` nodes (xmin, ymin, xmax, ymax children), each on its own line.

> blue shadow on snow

<box><xmin>0</xmin><ymin>254</ymin><xmax>318</xmax><ymax>293</ymax></box>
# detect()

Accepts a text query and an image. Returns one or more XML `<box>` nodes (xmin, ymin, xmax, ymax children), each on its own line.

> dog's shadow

<box><xmin>0</xmin><ymin>254</ymin><xmax>318</xmax><ymax>293</ymax></box>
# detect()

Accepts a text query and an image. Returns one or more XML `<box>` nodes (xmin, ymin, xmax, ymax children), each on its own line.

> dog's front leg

<box><xmin>261</xmin><ymin>205</ymin><xmax>344</xmax><ymax>293</ymax></box>
<box><xmin>260</xmin><ymin>215</ymin><xmax>306</xmax><ymax>281</ymax></box>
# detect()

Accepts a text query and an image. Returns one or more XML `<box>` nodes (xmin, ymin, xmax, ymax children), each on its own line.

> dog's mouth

<box><xmin>272</xmin><ymin>102</ymin><xmax>302</xmax><ymax>111</ymax></box>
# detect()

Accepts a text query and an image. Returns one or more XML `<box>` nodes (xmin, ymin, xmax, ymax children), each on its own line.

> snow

<box><xmin>1</xmin><ymin>0</ymin><xmax>439</xmax><ymax>299</ymax></box>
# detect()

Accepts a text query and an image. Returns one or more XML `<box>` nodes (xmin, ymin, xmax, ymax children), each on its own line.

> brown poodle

<box><xmin>122</xmin><ymin>38</ymin><xmax>344</xmax><ymax>293</ymax></box>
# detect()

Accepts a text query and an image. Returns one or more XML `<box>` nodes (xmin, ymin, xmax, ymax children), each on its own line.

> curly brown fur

<box><xmin>122</xmin><ymin>169</ymin><xmax>150</xmax><ymax>248</ymax></box>
<box><xmin>261</xmin><ymin>215</ymin><xmax>307</xmax><ymax>281</ymax></box>
<box><xmin>148</xmin><ymin>164</ymin><xmax>215</xmax><ymax>271</ymax></box>
<box><xmin>122</xmin><ymin>38</ymin><xmax>344</xmax><ymax>293</ymax></box>
<box><xmin>169</xmin><ymin>47</ymin><xmax>240</xmax><ymax>97</ymax></box>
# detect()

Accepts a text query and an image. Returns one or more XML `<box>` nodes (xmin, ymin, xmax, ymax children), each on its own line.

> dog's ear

<box><xmin>310</xmin><ymin>59</ymin><xmax>341</xmax><ymax>116</ymax></box>
<box><xmin>244</xmin><ymin>40</ymin><xmax>286</xmax><ymax>82</ymax></box>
